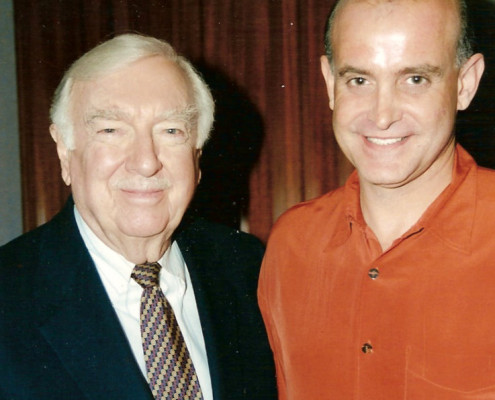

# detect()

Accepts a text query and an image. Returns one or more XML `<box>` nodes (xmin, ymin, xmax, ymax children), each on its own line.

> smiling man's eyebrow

<box><xmin>398</xmin><ymin>64</ymin><xmax>443</xmax><ymax>77</ymax></box>
<box><xmin>337</xmin><ymin>65</ymin><xmax>372</xmax><ymax>78</ymax></box>
<box><xmin>337</xmin><ymin>64</ymin><xmax>444</xmax><ymax>79</ymax></box>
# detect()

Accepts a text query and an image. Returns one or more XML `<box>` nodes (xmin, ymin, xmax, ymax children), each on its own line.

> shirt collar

<box><xmin>74</xmin><ymin>207</ymin><xmax>187</xmax><ymax>289</ymax></box>
<box><xmin>341</xmin><ymin>144</ymin><xmax>477</xmax><ymax>253</ymax></box>
<box><xmin>420</xmin><ymin>145</ymin><xmax>477</xmax><ymax>254</ymax></box>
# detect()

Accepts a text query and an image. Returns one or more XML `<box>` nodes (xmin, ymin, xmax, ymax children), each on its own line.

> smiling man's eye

<box><xmin>351</xmin><ymin>77</ymin><xmax>366</xmax><ymax>85</ymax></box>
<box><xmin>408</xmin><ymin>75</ymin><xmax>427</xmax><ymax>84</ymax></box>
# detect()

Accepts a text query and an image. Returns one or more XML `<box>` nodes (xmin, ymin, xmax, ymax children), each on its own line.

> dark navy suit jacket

<box><xmin>0</xmin><ymin>201</ymin><xmax>276</xmax><ymax>399</ymax></box>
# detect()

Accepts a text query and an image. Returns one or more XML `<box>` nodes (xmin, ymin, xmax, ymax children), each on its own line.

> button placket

<box><xmin>362</xmin><ymin>267</ymin><xmax>379</xmax><ymax>355</ymax></box>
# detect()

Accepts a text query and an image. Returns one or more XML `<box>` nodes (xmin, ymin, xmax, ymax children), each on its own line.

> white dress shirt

<box><xmin>74</xmin><ymin>207</ymin><xmax>213</xmax><ymax>400</ymax></box>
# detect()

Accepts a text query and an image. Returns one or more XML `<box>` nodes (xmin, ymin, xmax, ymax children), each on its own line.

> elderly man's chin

<box><xmin>114</xmin><ymin>208</ymin><xmax>185</xmax><ymax>239</ymax></box>
<box><xmin>105</xmin><ymin>186</ymin><xmax>192</xmax><ymax>237</ymax></box>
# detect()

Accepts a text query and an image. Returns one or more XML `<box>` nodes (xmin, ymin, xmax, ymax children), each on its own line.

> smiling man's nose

<box><xmin>369</xmin><ymin>85</ymin><xmax>403</xmax><ymax>130</ymax></box>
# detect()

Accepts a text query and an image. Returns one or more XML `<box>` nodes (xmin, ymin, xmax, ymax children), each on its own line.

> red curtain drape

<box><xmin>14</xmin><ymin>0</ymin><xmax>495</xmax><ymax>242</ymax></box>
<box><xmin>12</xmin><ymin>0</ymin><xmax>346</xmax><ymax>242</ymax></box>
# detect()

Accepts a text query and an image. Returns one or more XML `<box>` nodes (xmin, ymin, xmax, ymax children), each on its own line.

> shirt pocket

<box><xmin>405</xmin><ymin>348</ymin><xmax>495</xmax><ymax>399</ymax></box>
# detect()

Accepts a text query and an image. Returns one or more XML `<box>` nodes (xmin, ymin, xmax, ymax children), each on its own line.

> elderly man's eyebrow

<box><xmin>156</xmin><ymin>105</ymin><xmax>198</xmax><ymax>122</ymax></box>
<box><xmin>84</xmin><ymin>105</ymin><xmax>198</xmax><ymax>126</ymax></box>
<box><xmin>84</xmin><ymin>109</ymin><xmax>131</xmax><ymax>125</ymax></box>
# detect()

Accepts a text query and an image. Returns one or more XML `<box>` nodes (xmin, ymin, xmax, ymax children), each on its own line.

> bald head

<box><xmin>324</xmin><ymin>0</ymin><xmax>473</xmax><ymax>68</ymax></box>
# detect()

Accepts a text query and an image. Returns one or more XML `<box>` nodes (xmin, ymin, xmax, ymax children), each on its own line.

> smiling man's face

<box><xmin>321</xmin><ymin>0</ymin><xmax>467</xmax><ymax>190</ymax></box>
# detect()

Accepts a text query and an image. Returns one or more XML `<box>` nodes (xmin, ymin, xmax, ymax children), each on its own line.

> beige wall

<box><xmin>0</xmin><ymin>0</ymin><xmax>22</xmax><ymax>245</ymax></box>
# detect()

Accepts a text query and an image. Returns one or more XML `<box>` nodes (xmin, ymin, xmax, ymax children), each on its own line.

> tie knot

<box><xmin>131</xmin><ymin>262</ymin><xmax>162</xmax><ymax>288</ymax></box>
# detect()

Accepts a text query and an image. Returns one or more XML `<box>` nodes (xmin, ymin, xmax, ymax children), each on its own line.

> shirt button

<box><xmin>368</xmin><ymin>268</ymin><xmax>379</xmax><ymax>279</ymax></box>
<box><xmin>362</xmin><ymin>343</ymin><xmax>373</xmax><ymax>354</ymax></box>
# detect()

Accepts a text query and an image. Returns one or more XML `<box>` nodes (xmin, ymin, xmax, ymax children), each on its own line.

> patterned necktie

<box><xmin>131</xmin><ymin>262</ymin><xmax>203</xmax><ymax>400</ymax></box>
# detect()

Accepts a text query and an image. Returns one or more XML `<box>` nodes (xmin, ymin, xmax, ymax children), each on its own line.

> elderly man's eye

<box><xmin>165</xmin><ymin>128</ymin><xmax>187</xmax><ymax>137</ymax></box>
<box><xmin>159</xmin><ymin>127</ymin><xmax>189</xmax><ymax>145</ymax></box>
<box><xmin>97</xmin><ymin>128</ymin><xmax>117</xmax><ymax>134</ymax></box>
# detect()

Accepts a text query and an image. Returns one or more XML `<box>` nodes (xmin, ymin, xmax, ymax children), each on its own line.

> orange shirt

<box><xmin>259</xmin><ymin>145</ymin><xmax>495</xmax><ymax>399</ymax></box>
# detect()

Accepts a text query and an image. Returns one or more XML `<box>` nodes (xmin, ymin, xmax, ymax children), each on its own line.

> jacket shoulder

<box><xmin>0</xmin><ymin>223</ymin><xmax>48</xmax><ymax>284</ymax></box>
<box><xmin>0</xmin><ymin>201</ymin><xmax>76</xmax><ymax>272</ymax></box>
<box><xmin>175</xmin><ymin>217</ymin><xmax>265</xmax><ymax>284</ymax></box>
<box><xmin>176</xmin><ymin>218</ymin><xmax>264</xmax><ymax>260</ymax></box>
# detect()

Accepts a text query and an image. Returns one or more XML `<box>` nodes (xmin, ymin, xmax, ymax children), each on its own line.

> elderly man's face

<box><xmin>321</xmin><ymin>0</ymin><xmax>482</xmax><ymax>191</ymax></box>
<box><xmin>57</xmin><ymin>56</ymin><xmax>201</xmax><ymax>249</ymax></box>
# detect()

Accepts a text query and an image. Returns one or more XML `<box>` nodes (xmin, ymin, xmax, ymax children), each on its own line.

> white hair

<box><xmin>50</xmin><ymin>33</ymin><xmax>214</xmax><ymax>149</ymax></box>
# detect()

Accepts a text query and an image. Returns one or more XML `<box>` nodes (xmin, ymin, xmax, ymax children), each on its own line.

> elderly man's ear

<box><xmin>195</xmin><ymin>148</ymin><xmax>202</xmax><ymax>185</ymax></box>
<box><xmin>457</xmin><ymin>53</ymin><xmax>485</xmax><ymax>111</ymax></box>
<box><xmin>49</xmin><ymin>124</ymin><xmax>72</xmax><ymax>186</ymax></box>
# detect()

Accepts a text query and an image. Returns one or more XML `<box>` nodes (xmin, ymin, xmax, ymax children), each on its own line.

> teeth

<box><xmin>367</xmin><ymin>137</ymin><xmax>404</xmax><ymax>146</ymax></box>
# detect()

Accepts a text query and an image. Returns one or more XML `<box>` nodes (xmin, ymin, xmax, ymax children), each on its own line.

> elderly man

<box><xmin>0</xmin><ymin>34</ymin><xmax>276</xmax><ymax>400</ymax></box>
<box><xmin>259</xmin><ymin>0</ymin><xmax>492</xmax><ymax>398</ymax></box>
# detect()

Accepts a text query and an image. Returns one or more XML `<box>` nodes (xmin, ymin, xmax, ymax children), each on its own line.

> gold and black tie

<box><xmin>131</xmin><ymin>262</ymin><xmax>203</xmax><ymax>399</ymax></box>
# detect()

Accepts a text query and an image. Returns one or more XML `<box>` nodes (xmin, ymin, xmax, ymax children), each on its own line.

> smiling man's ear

<box><xmin>457</xmin><ymin>53</ymin><xmax>485</xmax><ymax>111</ymax></box>
<box><xmin>320</xmin><ymin>55</ymin><xmax>336</xmax><ymax>111</ymax></box>
<box><xmin>50</xmin><ymin>124</ymin><xmax>72</xmax><ymax>186</ymax></box>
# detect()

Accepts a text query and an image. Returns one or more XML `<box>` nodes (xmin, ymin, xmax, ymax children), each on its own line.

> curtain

<box><xmin>14</xmin><ymin>0</ymin><xmax>346</xmax><ymax>242</ymax></box>
<box><xmin>15</xmin><ymin>0</ymin><xmax>495</xmax><ymax>242</ymax></box>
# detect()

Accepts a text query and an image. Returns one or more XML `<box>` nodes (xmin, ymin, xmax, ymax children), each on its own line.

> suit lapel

<box><xmin>33</xmin><ymin>203</ymin><xmax>152</xmax><ymax>400</ymax></box>
<box><xmin>176</xmin><ymin>220</ymin><xmax>243</xmax><ymax>399</ymax></box>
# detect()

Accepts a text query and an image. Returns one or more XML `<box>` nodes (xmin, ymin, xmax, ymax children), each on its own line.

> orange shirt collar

<box><xmin>342</xmin><ymin>144</ymin><xmax>477</xmax><ymax>254</ymax></box>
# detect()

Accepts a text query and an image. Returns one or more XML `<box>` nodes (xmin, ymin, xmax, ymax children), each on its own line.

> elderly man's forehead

<box><xmin>73</xmin><ymin>55</ymin><xmax>193</xmax><ymax>93</ymax></box>
<box><xmin>70</xmin><ymin>56</ymin><xmax>195</xmax><ymax>103</ymax></box>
